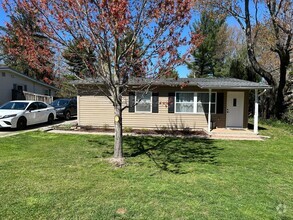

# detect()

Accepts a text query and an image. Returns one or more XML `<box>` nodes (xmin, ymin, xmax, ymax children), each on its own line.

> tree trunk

<box><xmin>114</xmin><ymin>103</ymin><xmax>123</xmax><ymax>159</ymax></box>
<box><xmin>275</xmin><ymin>51</ymin><xmax>290</xmax><ymax>119</ymax></box>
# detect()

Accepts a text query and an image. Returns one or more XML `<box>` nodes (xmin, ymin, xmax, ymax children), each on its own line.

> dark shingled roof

<box><xmin>72</xmin><ymin>77</ymin><xmax>271</xmax><ymax>90</ymax></box>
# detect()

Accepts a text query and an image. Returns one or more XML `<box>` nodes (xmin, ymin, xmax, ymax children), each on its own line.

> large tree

<box><xmin>201</xmin><ymin>0</ymin><xmax>292</xmax><ymax>118</ymax></box>
<box><xmin>0</xmin><ymin>6</ymin><xmax>54</xmax><ymax>82</ymax></box>
<box><xmin>2</xmin><ymin>0</ymin><xmax>199</xmax><ymax>164</ymax></box>
<box><xmin>187</xmin><ymin>11</ymin><xmax>228</xmax><ymax>77</ymax></box>
<box><xmin>62</xmin><ymin>37</ymin><xmax>96</xmax><ymax>77</ymax></box>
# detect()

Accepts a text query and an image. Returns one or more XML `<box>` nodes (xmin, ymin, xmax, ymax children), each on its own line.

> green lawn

<box><xmin>0</xmin><ymin>121</ymin><xmax>292</xmax><ymax>219</ymax></box>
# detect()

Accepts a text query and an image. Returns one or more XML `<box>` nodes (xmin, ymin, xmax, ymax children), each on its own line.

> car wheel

<box><xmin>65</xmin><ymin>111</ymin><xmax>71</xmax><ymax>120</ymax></box>
<box><xmin>48</xmin><ymin>114</ymin><xmax>54</xmax><ymax>124</ymax></box>
<box><xmin>17</xmin><ymin>117</ymin><xmax>27</xmax><ymax>130</ymax></box>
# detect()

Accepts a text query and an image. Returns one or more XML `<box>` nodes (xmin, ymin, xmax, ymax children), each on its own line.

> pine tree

<box><xmin>62</xmin><ymin>37</ymin><xmax>96</xmax><ymax>78</ymax></box>
<box><xmin>187</xmin><ymin>11</ymin><xmax>226</xmax><ymax>77</ymax></box>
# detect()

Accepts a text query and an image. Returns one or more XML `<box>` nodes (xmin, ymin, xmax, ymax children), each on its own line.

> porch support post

<box><xmin>208</xmin><ymin>89</ymin><xmax>212</xmax><ymax>133</ymax></box>
<box><xmin>254</xmin><ymin>89</ymin><xmax>259</xmax><ymax>134</ymax></box>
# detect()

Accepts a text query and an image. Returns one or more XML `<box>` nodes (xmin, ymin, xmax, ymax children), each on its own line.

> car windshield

<box><xmin>0</xmin><ymin>102</ymin><xmax>29</xmax><ymax>110</ymax></box>
<box><xmin>51</xmin><ymin>99</ymin><xmax>70</xmax><ymax>107</ymax></box>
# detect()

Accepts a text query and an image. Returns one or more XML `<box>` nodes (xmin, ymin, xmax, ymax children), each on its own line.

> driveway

<box><xmin>0</xmin><ymin>118</ymin><xmax>77</xmax><ymax>138</ymax></box>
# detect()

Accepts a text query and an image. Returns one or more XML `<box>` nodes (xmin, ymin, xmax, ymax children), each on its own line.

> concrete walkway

<box><xmin>0</xmin><ymin>119</ymin><xmax>77</xmax><ymax>138</ymax></box>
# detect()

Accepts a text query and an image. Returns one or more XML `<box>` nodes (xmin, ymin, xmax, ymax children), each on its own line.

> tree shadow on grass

<box><xmin>123</xmin><ymin>136</ymin><xmax>223</xmax><ymax>174</ymax></box>
<box><xmin>248</xmin><ymin>123</ymin><xmax>267</xmax><ymax>130</ymax></box>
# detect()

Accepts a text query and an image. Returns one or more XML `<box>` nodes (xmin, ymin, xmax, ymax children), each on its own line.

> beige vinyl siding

<box><xmin>78</xmin><ymin>95</ymin><xmax>208</xmax><ymax>130</ymax></box>
<box><xmin>78</xmin><ymin>86</ymin><xmax>246</xmax><ymax>130</ymax></box>
<box><xmin>77</xmin><ymin>86</ymin><xmax>250</xmax><ymax>130</ymax></box>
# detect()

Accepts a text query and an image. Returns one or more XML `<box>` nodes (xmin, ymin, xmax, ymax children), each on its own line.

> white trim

<box><xmin>254</xmin><ymin>89</ymin><xmax>259</xmax><ymax>134</ymax></box>
<box><xmin>226</xmin><ymin>91</ymin><xmax>244</xmax><ymax>128</ymax></box>
<box><xmin>175</xmin><ymin>91</ymin><xmax>217</xmax><ymax>114</ymax></box>
<box><xmin>174</xmin><ymin>92</ymin><xmax>195</xmax><ymax>114</ymax></box>
<box><xmin>135</xmin><ymin>91</ymin><xmax>152</xmax><ymax>113</ymax></box>
<box><xmin>77</xmin><ymin>95</ymin><xmax>80</xmax><ymax>125</ymax></box>
<box><xmin>196</xmin><ymin>92</ymin><xmax>217</xmax><ymax>114</ymax></box>
<box><xmin>208</xmin><ymin>89</ymin><xmax>212</xmax><ymax>132</ymax></box>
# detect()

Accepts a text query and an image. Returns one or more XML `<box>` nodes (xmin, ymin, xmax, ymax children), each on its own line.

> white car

<box><xmin>0</xmin><ymin>100</ymin><xmax>56</xmax><ymax>129</ymax></box>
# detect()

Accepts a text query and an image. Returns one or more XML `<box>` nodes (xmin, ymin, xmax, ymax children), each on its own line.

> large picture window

<box><xmin>135</xmin><ymin>92</ymin><xmax>152</xmax><ymax>112</ymax></box>
<box><xmin>175</xmin><ymin>92</ymin><xmax>216</xmax><ymax>114</ymax></box>
<box><xmin>176</xmin><ymin>92</ymin><xmax>194</xmax><ymax>113</ymax></box>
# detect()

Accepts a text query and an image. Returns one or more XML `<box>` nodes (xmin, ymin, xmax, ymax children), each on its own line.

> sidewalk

<box><xmin>0</xmin><ymin>119</ymin><xmax>77</xmax><ymax>138</ymax></box>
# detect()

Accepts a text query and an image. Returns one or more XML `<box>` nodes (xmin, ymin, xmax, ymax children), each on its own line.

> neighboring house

<box><xmin>74</xmin><ymin>78</ymin><xmax>270</xmax><ymax>134</ymax></box>
<box><xmin>0</xmin><ymin>66</ymin><xmax>58</xmax><ymax>105</ymax></box>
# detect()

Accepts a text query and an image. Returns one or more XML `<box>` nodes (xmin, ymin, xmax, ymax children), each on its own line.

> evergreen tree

<box><xmin>62</xmin><ymin>37</ymin><xmax>96</xmax><ymax>77</ymax></box>
<box><xmin>187</xmin><ymin>11</ymin><xmax>226</xmax><ymax>77</ymax></box>
<box><xmin>119</xmin><ymin>30</ymin><xmax>145</xmax><ymax>78</ymax></box>
<box><xmin>228</xmin><ymin>47</ymin><xmax>260</xmax><ymax>82</ymax></box>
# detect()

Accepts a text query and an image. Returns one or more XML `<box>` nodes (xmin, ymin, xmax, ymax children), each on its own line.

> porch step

<box><xmin>210</xmin><ymin>133</ymin><xmax>266</xmax><ymax>141</ymax></box>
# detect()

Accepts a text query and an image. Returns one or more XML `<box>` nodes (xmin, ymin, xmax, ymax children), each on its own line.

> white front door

<box><xmin>226</xmin><ymin>92</ymin><xmax>244</xmax><ymax>128</ymax></box>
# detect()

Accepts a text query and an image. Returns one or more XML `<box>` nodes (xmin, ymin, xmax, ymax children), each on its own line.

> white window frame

<box><xmin>175</xmin><ymin>92</ymin><xmax>195</xmax><ymax>114</ymax></box>
<box><xmin>196</xmin><ymin>92</ymin><xmax>217</xmax><ymax>114</ymax></box>
<box><xmin>135</xmin><ymin>91</ymin><xmax>152</xmax><ymax>113</ymax></box>
<box><xmin>175</xmin><ymin>91</ymin><xmax>217</xmax><ymax>114</ymax></box>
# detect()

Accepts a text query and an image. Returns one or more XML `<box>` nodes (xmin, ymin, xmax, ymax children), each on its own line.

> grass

<box><xmin>0</xmin><ymin>121</ymin><xmax>292</xmax><ymax>219</ymax></box>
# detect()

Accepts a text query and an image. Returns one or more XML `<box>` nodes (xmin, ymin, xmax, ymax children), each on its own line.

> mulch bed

<box><xmin>55</xmin><ymin>125</ymin><xmax>208</xmax><ymax>137</ymax></box>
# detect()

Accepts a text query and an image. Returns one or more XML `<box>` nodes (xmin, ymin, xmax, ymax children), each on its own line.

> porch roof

<box><xmin>73</xmin><ymin>77</ymin><xmax>271</xmax><ymax>90</ymax></box>
<box><xmin>191</xmin><ymin>77</ymin><xmax>271</xmax><ymax>89</ymax></box>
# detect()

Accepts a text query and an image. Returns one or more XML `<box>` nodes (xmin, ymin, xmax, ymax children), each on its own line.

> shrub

<box><xmin>123</xmin><ymin>126</ymin><xmax>133</xmax><ymax>133</ymax></box>
<box><xmin>282</xmin><ymin>106</ymin><xmax>293</xmax><ymax>125</ymax></box>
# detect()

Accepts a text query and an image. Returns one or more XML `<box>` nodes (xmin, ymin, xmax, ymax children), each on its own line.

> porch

<box><xmin>12</xmin><ymin>89</ymin><xmax>53</xmax><ymax>104</ymax></box>
<box><xmin>195</xmin><ymin>78</ymin><xmax>271</xmax><ymax>135</ymax></box>
<box><xmin>208</xmin><ymin>127</ymin><xmax>268</xmax><ymax>140</ymax></box>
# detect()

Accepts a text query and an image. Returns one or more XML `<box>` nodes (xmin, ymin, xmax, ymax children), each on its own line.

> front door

<box><xmin>226</xmin><ymin>92</ymin><xmax>244</xmax><ymax>128</ymax></box>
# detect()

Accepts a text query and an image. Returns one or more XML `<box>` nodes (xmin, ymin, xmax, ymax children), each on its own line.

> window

<box><xmin>37</xmin><ymin>102</ymin><xmax>48</xmax><ymax>109</ymax></box>
<box><xmin>27</xmin><ymin>103</ymin><xmax>38</xmax><ymax>111</ymax></box>
<box><xmin>2</xmin><ymin>72</ymin><xmax>5</xmax><ymax>77</ymax></box>
<box><xmin>176</xmin><ymin>93</ymin><xmax>194</xmax><ymax>113</ymax></box>
<box><xmin>135</xmin><ymin>92</ymin><xmax>152</xmax><ymax>112</ymax></box>
<box><xmin>24</xmin><ymin>85</ymin><xmax>27</xmax><ymax>91</ymax></box>
<box><xmin>197</xmin><ymin>93</ymin><xmax>216</xmax><ymax>113</ymax></box>
<box><xmin>175</xmin><ymin>92</ymin><xmax>216</xmax><ymax>114</ymax></box>
<box><xmin>17</xmin><ymin>86</ymin><xmax>23</xmax><ymax>91</ymax></box>
<box><xmin>233</xmin><ymin>98</ymin><xmax>237</xmax><ymax>107</ymax></box>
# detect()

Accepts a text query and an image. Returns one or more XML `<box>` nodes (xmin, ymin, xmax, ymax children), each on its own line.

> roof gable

<box><xmin>0</xmin><ymin>66</ymin><xmax>58</xmax><ymax>90</ymax></box>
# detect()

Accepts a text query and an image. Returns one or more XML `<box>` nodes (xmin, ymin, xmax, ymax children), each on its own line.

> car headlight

<box><xmin>56</xmin><ymin>107</ymin><xmax>65</xmax><ymax>111</ymax></box>
<box><xmin>0</xmin><ymin>114</ymin><xmax>17</xmax><ymax>119</ymax></box>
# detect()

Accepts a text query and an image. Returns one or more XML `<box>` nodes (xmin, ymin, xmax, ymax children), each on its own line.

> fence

<box><xmin>23</xmin><ymin>91</ymin><xmax>53</xmax><ymax>104</ymax></box>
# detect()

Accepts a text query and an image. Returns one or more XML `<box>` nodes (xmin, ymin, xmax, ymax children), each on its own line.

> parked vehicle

<box><xmin>0</xmin><ymin>101</ymin><xmax>56</xmax><ymax>129</ymax></box>
<box><xmin>50</xmin><ymin>98</ymin><xmax>77</xmax><ymax>120</ymax></box>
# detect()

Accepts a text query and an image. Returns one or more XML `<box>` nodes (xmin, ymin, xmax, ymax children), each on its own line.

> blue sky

<box><xmin>0</xmin><ymin>4</ymin><xmax>240</xmax><ymax>77</ymax></box>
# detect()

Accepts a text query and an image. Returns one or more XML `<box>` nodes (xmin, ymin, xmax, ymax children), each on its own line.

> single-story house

<box><xmin>74</xmin><ymin>77</ymin><xmax>270</xmax><ymax>134</ymax></box>
<box><xmin>0</xmin><ymin>66</ymin><xmax>58</xmax><ymax>105</ymax></box>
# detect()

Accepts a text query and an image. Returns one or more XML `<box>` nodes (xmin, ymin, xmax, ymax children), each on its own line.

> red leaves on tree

<box><xmin>2</xmin><ymin>0</ymin><xmax>201</xmax><ymax>83</ymax></box>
